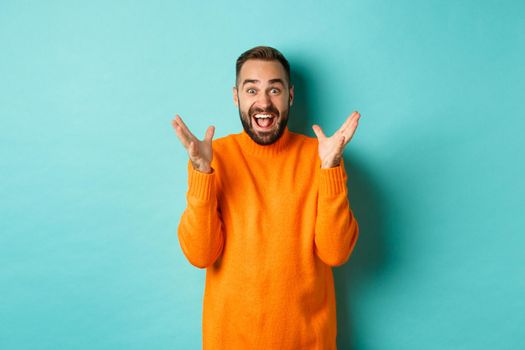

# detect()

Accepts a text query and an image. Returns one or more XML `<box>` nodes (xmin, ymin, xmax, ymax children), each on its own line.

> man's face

<box><xmin>233</xmin><ymin>59</ymin><xmax>294</xmax><ymax>145</ymax></box>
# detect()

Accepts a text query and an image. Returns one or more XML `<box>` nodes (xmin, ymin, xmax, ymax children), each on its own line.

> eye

<box><xmin>247</xmin><ymin>88</ymin><xmax>256</xmax><ymax>94</ymax></box>
<box><xmin>270</xmin><ymin>88</ymin><xmax>281</xmax><ymax>94</ymax></box>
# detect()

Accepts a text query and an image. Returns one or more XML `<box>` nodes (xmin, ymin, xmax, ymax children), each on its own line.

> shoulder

<box><xmin>289</xmin><ymin>130</ymin><xmax>318</xmax><ymax>150</ymax></box>
<box><xmin>211</xmin><ymin>132</ymin><xmax>244</xmax><ymax>161</ymax></box>
<box><xmin>288</xmin><ymin>130</ymin><xmax>319</xmax><ymax>165</ymax></box>
<box><xmin>211</xmin><ymin>132</ymin><xmax>239</xmax><ymax>150</ymax></box>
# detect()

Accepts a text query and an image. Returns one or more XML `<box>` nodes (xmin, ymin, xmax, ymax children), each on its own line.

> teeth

<box><xmin>255</xmin><ymin>114</ymin><xmax>273</xmax><ymax>119</ymax></box>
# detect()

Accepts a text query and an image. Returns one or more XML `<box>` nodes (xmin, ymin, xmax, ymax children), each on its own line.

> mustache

<box><xmin>249</xmin><ymin>105</ymin><xmax>279</xmax><ymax>118</ymax></box>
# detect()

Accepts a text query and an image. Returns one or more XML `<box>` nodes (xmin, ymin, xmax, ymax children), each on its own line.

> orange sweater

<box><xmin>178</xmin><ymin>126</ymin><xmax>359</xmax><ymax>349</ymax></box>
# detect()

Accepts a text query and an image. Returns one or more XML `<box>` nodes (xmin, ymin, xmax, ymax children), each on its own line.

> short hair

<box><xmin>235</xmin><ymin>46</ymin><xmax>291</xmax><ymax>88</ymax></box>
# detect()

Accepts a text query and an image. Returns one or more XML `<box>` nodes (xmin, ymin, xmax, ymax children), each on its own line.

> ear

<box><xmin>289</xmin><ymin>84</ymin><xmax>295</xmax><ymax>106</ymax></box>
<box><xmin>233</xmin><ymin>86</ymin><xmax>239</xmax><ymax>107</ymax></box>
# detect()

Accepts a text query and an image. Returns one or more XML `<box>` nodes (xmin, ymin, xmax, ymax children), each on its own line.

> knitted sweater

<box><xmin>178</xmin><ymin>126</ymin><xmax>359</xmax><ymax>350</ymax></box>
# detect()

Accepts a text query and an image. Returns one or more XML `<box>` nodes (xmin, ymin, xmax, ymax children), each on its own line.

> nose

<box><xmin>256</xmin><ymin>92</ymin><xmax>272</xmax><ymax>109</ymax></box>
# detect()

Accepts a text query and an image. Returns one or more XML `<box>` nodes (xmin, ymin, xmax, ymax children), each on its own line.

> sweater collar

<box><xmin>238</xmin><ymin>126</ymin><xmax>292</xmax><ymax>157</ymax></box>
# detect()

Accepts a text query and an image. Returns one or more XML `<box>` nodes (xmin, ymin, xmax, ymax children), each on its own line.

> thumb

<box><xmin>204</xmin><ymin>125</ymin><xmax>215</xmax><ymax>143</ymax></box>
<box><xmin>312</xmin><ymin>124</ymin><xmax>326</xmax><ymax>140</ymax></box>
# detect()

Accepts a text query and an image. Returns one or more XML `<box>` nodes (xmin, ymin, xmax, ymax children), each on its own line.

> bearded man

<box><xmin>172</xmin><ymin>45</ymin><xmax>361</xmax><ymax>350</ymax></box>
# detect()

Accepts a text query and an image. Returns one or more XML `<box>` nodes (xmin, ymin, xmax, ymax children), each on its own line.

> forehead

<box><xmin>238</xmin><ymin>59</ymin><xmax>287</xmax><ymax>82</ymax></box>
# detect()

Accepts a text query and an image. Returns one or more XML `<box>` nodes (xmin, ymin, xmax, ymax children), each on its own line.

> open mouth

<box><xmin>252</xmin><ymin>113</ymin><xmax>277</xmax><ymax>131</ymax></box>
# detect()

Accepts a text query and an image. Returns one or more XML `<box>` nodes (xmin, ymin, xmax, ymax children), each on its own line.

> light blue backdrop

<box><xmin>1</xmin><ymin>1</ymin><xmax>523</xmax><ymax>349</ymax></box>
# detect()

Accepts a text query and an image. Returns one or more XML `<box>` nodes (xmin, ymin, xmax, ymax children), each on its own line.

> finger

<box><xmin>312</xmin><ymin>124</ymin><xmax>326</xmax><ymax>140</ymax></box>
<box><xmin>173</xmin><ymin>115</ymin><xmax>202</xmax><ymax>149</ymax></box>
<box><xmin>339</xmin><ymin>112</ymin><xmax>360</xmax><ymax>136</ymax></box>
<box><xmin>204</xmin><ymin>125</ymin><xmax>215</xmax><ymax>143</ymax></box>
<box><xmin>172</xmin><ymin>119</ymin><xmax>192</xmax><ymax>148</ymax></box>
<box><xmin>337</xmin><ymin>114</ymin><xmax>354</xmax><ymax>134</ymax></box>
<box><xmin>172</xmin><ymin>120</ymin><xmax>191</xmax><ymax>149</ymax></box>
<box><xmin>337</xmin><ymin>111</ymin><xmax>359</xmax><ymax>135</ymax></box>
<box><xmin>342</xmin><ymin>116</ymin><xmax>360</xmax><ymax>145</ymax></box>
<box><xmin>174</xmin><ymin>115</ymin><xmax>198</xmax><ymax>141</ymax></box>
<box><xmin>172</xmin><ymin>116</ymin><xmax>192</xmax><ymax>140</ymax></box>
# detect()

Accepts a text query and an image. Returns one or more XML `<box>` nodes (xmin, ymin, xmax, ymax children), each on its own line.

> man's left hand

<box><xmin>312</xmin><ymin>111</ymin><xmax>361</xmax><ymax>168</ymax></box>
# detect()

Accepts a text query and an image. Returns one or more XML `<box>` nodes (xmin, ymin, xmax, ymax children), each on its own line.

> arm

<box><xmin>178</xmin><ymin>161</ymin><xmax>224</xmax><ymax>269</ymax></box>
<box><xmin>312</xmin><ymin>111</ymin><xmax>361</xmax><ymax>266</ymax></box>
<box><xmin>314</xmin><ymin>158</ymin><xmax>359</xmax><ymax>267</ymax></box>
<box><xmin>171</xmin><ymin>114</ymin><xmax>223</xmax><ymax>268</ymax></box>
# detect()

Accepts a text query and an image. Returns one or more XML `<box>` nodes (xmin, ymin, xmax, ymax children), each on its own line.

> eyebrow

<box><xmin>242</xmin><ymin>78</ymin><xmax>285</xmax><ymax>87</ymax></box>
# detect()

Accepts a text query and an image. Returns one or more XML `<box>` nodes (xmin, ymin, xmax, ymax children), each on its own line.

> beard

<box><xmin>238</xmin><ymin>100</ymin><xmax>290</xmax><ymax>145</ymax></box>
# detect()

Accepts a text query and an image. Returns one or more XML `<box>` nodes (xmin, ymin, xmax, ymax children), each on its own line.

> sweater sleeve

<box><xmin>177</xmin><ymin>160</ymin><xmax>224</xmax><ymax>269</ymax></box>
<box><xmin>314</xmin><ymin>158</ymin><xmax>359</xmax><ymax>267</ymax></box>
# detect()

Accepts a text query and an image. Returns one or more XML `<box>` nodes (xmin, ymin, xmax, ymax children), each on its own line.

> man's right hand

<box><xmin>172</xmin><ymin>114</ymin><xmax>215</xmax><ymax>174</ymax></box>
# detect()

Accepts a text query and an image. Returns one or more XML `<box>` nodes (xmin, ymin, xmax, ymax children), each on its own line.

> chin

<box><xmin>253</xmin><ymin>122</ymin><xmax>287</xmax><ymax>145</ymax></box>
<box><xmin>239</xmin><ymin>109</ymin><xmax>289</xmax><ymax>145</ymax></box>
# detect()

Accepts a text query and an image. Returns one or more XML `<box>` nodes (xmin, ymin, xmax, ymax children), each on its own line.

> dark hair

<box><xmin>235</xmin><ymin>46</ymin><xmax>291</xmax><ymax>87</ymax></box>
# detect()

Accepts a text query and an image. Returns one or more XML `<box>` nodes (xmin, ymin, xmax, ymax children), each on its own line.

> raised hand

<box><xmin>172</xmin><ymin>114</ymin><xmax>215</xmax><ymax>173</ymax></box>
<box><xmin>312</xmin><ymin>111</ymin><xmax>361</xmax><ymax>168</ymax></box>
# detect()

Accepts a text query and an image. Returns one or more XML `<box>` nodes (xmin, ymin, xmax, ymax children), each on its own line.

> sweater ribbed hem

<box><xmin>318</xmin><ymin>159</ymin><xmax>348</xmax><ymax>197</ymax></box>
<box><xmin>187</xmin><ymin>161</ymin><xmax>215</xmax><ymax>201</ymax></box>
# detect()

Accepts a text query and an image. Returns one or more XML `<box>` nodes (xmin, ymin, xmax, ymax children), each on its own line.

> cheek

<box><xmin>236</xmin><ymin>97</ymin><xmax>246</xmax><ymax>109</ymax></box>
<box><xmin>274</xmin><ymin>97</ymin><xmax>290</xmax><ymax>110</ymax></box>
<box><xmin>240</xmin><ymin>102</ymin><xmax>253</xmax><ymax>116</ymax></box>
<box><xmin>242</xmin><ymin>101</ymin><xmax>252</xmax><ymax>111</ymax></box>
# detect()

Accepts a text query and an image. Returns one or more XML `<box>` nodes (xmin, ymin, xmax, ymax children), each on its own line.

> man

<box><xmin>172</xmin><ymin>46</ymin><xmax>361</xmax><ymax>350</ymax></box>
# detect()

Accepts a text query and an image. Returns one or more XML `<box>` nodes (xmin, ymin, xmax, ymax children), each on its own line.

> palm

<box><xmin>312</xmin><ymin>111</ymin><xmax>360</xmax><ymax>168</ymax></box>
<box><xmin>172</xmin><ymin>114</ymin><xmax>215</xmax><ymax>173</ymax></box>
<box><xmin>191</xmin><ymin>138</ymin><xmax>213</xmax><ymax>165</ymax></box>
<box><xmin>317</xmin><ymin>136</ymin><xmax>344</xmax><ymax>165</ymax></box>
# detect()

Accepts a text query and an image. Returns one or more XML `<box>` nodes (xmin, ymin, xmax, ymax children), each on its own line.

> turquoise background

<box><xmin>1</xmin><ymin>0</ymin><xmax>524</xmax><ymax>349</ymax></box>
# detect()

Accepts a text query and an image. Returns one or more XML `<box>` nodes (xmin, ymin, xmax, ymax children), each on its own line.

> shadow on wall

<box><xmin>335</xmin><ymin>154</ymin><xmax>389</xmax><ymax>350</ymax></box>
<box><xmin>290</xmin><ymin>64</ymin><xmax>390</xmax><ymax>350</ymax></box>
<box><xmin>287</xmin><ymin>63</ymin><xmax>315</xmax><ymax>134</ymax></box>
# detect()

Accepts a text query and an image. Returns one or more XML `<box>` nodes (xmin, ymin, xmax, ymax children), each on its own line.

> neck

<box><xmin>238</xmin><ymin>127</ymin><xmax>292</xmax><ymax>157</ymax></box>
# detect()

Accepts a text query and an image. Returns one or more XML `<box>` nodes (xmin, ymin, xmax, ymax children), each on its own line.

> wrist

<box><xmin>321</xmin><ymin>159</ymin><xmax>341</xmax><ymax>169</ymax></box>
<box><xmin>192</xmin><ymin>161</ymin><xmax>212</xmax><ymax>174</ymax></box>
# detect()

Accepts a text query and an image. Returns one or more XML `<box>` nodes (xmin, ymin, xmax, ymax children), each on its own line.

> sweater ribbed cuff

<box><xmin>187</xmin><ymin>162</ymin><xmax>216</xmax><ymax>201</ymax></box>
<box><xmin>318</xmin><ymin>159</ymin><xmax>348</xmax><ymax>197</ymax></box>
